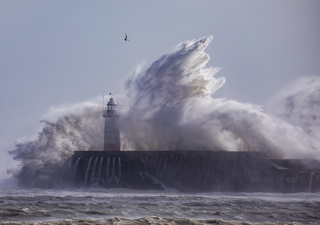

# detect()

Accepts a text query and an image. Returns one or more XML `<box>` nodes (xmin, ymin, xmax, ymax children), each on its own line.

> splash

<box><xmin>117</xmin><ymin>36</ymin><xmax>320</xmax><ymax>159</ymax></box>
<box><xmin>267</xmin><ymin>75</ymin><xmax>320</xmax><ymax>139</ymax></box>
<box><xmin>8</xmin><ymin>36</ymin><xmax>320</xmax><ymax>187</ymax></box>
<box><xmin>8</xmin><ymin>101</ymin><xmax>103</xmax><ymax>187</ymax></box>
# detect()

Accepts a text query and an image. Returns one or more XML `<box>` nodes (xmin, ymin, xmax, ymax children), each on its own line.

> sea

<box><xmin>0</xmin><ymin>179</ymin><xmax>319</xmax><ymax>225</ymax></box>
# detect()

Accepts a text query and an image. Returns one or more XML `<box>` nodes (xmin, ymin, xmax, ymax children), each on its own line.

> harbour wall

<box><xmin>62</xmin><ymin>151</ymin><xmax>320</xmax><ymax>193</ymax></box>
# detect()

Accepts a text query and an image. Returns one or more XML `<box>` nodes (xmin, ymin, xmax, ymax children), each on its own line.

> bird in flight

<box><xmin>124</xmin><ymin>33</ymin><xmax>130</xmax><ymax>42</ymax></box>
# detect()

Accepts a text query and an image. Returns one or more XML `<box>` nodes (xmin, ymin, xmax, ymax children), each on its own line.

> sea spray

<box><xmin>117</xmin><ymin>36</ymin><xmax>320</xmax><ymax>159</ymax></box>
<box><xmin>8</xmin><ymin>36</ymin><xmax>320</xmax><ymax>188</ymax></box>
<box><xmin>8</xmin><ymin>102</ymin><xmax>103</xmax><ymax>187</ymax></box>
<box><xmin>266</xmin><ymin>75</ymin><xmax>320</xmax><ymax>159</ymax></box>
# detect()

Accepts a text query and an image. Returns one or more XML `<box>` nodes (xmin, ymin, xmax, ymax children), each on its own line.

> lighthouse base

<box><xmin>103</xmin><ymin>144</ymin><xmax>120</xmax><ymax>151</ymax></box>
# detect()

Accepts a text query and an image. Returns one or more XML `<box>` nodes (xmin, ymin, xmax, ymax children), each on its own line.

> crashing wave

<box><xmin>8</xmin><ymin>36</ymin><xmax>320</xmax><ymax>187</ymax></box>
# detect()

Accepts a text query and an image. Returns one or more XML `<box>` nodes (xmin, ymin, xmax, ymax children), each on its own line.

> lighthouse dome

<box><xmin>107</xmin><ymin>97</ymin><xmax>116</xmax><ymax>106</ymax></box>
<box><xmin>104</xmin><ymin>96</ymin><xmax>118</xmax><ymax>116</ymax></box>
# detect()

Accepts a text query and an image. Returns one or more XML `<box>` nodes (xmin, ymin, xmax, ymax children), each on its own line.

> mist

<box><xmin>8</xmin><ymin>36</ymin><xmax>320</xmax><ymax>187</ymax></box>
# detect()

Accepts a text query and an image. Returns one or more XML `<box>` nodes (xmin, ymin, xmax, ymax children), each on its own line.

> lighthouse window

<box><xmin>108</xmin><ymin>105</ymin><xmax>117</xmax><ymax>110</ymax></box>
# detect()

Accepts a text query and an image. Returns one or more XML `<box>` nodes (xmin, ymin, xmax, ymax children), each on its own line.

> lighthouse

<box><xmin>103</xmin><ymin>94</ymin><xmax>121</xmax><ymax>151</ymax></box>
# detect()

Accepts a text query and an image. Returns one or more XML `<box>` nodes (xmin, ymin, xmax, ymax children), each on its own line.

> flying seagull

<box><xmin>124</xmin><ymin>33</ymin><xmax>130</xmax><ymax>42</ymax></box>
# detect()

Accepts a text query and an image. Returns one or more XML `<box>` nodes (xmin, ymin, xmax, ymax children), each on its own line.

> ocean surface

<box><xmin>0</xmin><ymin>179</ymin><xmax>319</xmax><ymax>225</ymax></box>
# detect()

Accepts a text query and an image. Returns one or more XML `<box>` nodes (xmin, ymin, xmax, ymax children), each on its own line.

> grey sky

<box><xmin>0</xmin><ymin>0</ymin><xmax>319</xmax><ymax>178</ymax></box>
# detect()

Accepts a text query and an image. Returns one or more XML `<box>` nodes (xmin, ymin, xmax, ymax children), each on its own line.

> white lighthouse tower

<box><xmin>103</xmin><ymin>94</ymin><xmax>121</xmax><ymax>151</ymax></box>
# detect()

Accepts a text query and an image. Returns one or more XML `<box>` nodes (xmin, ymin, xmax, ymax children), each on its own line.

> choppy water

<box><xmin>0</xmin><ymin>180</ymin><xmax>319</xmax><ymax>225</ymax></box>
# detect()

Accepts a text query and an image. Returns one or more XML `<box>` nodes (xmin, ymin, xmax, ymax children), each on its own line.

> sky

<box><xmin>0</xmin><ymin>0</ymin><xmax>319</xmax><ymax>178</ymax></box>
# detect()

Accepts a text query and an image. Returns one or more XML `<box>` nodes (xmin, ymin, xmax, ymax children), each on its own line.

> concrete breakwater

<box><xmin>62</xmin><ymin>151</ymin><xmax>320</xmax><ymax>193</ymax></box>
